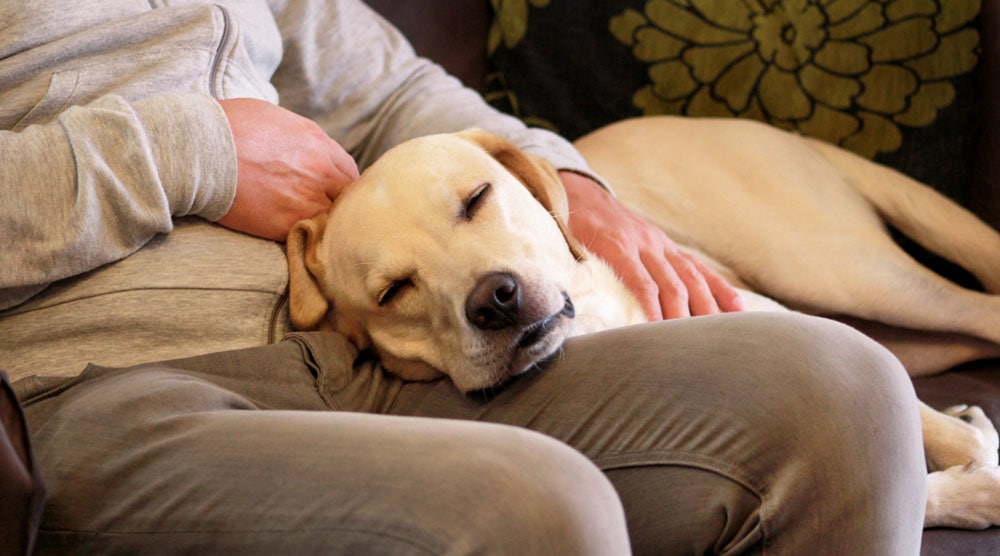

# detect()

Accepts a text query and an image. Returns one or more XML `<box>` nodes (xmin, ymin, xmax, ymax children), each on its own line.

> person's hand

<box><xmin>560</xmin><ymin>171</ymin><xmax>744</xmax><ymax>320</ymax></box>
<box><xmin>216</xmin><ymin>98</ymin><xmax>359</xmax><ymax>241</ymax></box>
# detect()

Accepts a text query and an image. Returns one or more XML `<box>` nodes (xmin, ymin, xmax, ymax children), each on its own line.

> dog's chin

<box><xmin>453</xmin><ymin>313</ymin><xmax>574</xmax><ymax>394</ymax></box>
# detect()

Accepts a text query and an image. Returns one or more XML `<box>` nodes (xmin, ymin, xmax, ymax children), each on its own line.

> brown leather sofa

<box><xmin>366</xmin><ymin>1</ymin><xmax>1000</xmax><ymax>554</ymax></box>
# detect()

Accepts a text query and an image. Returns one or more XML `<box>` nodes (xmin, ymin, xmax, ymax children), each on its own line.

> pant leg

<box><xmin>24</xmin><ymin>312</ymin><xmax>926</xmax><ymax>555</ymax></box>
<box><xmin>379</xmin><ymin>313</ymin><xmax>927</xmax><ymax>555</ymax></box>
<box><xmin>22</xmin><ymin>334</ymin><xmax>629</xmax><ymax>555</ymax></box>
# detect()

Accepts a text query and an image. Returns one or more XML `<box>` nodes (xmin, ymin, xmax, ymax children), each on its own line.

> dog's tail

<box><xmin>804</xmin><ymin>137</ymin><xmax>1000</xmax><ymax>294</ymax></box>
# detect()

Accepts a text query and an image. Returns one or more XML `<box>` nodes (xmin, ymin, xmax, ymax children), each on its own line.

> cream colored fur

<box><xmin>287</xmin><ymin>120</ymin><xmax>1000</xmax><ymax>529</ymax></box>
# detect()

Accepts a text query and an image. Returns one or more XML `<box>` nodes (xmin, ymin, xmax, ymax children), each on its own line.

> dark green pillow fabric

<box><xmin>486</xmin><ymin>0</ymin><xmax>982</xmax><ymax>201</ymax></box>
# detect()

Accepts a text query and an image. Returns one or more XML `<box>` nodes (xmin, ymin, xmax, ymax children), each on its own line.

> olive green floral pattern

<box><xmin>489</xmin><ymin>0</ymin><xmax>552</xmax><ymax>55</ymax></box>
<box><xmin>610</xmin><ymin>0</ymin><xmax>980</xmax><ymax>157</ymax></box>
<box><xmin>486</xmin><ymin>0</ymin><xmax>559</xmax><ymax>130</ymax></box>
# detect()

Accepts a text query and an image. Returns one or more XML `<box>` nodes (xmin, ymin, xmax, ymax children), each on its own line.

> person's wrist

<box><xmin>134</xmin><ymin>93</ymin><xmax>237</xmax><ymax>220</ymax></box>
<box><xmin>559</xmin><ymin>170</ymin><xmax>610</xmax><ymax>195</ymax></box>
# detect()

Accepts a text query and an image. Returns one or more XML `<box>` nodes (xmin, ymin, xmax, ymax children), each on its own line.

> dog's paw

<box><xmin>944</xmin><ymin>405</ymin><xmax>1000</xmax><ymax>464</ymax></box>
<box><xmin>944</xmin><ymin>405</ymin><xmax>998</xmax><ymax>439</ymax></box>
<box><xmin>926</xmin><ymin>464</ymin><xmax>1000</xmax><ymax>529</ymax></box>
<box><xmin>925</xmin><ymin>404</ymin><xmax>999</xmax><ymax>470</ymax></box>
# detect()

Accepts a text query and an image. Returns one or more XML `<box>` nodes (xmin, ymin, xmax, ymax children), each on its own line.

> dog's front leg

<box><xmin>921</xmin><ymin>401</ymin><xmax>999</xmax><ymax>471</ymax></box>
<box><xmin>920</xmin><ymin>402</ymin><xmax>1000</xmax><ymax>528</ymax></box>
<box><xmin>925</xmin><ymin>465</ymin><xmax>1000</xmax><ymax>528</ymax></box>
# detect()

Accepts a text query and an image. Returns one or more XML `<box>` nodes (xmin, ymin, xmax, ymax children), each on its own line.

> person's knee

<box><xmin>762</xmin><ymin>313</ymin><xmax>919</xmax><ymax>436</ymax></box>
<box><xmin>734</xmin><ymin>313</ymin><xmax>926</xmax><ymax>551</ymax></box>
<box><xmin>789</xmin><ymin>313</ymin><xmax>913</xmax><ymax>392</ymax></box>
<box><xmin>432</xmin><ymin>428</ymin><xmax>630</xmax><ymax>555</ymax></box>
<box><xmin>735</xmin><ymin>313</ymin><xmax>922</xmax><ymax>465</ymax></box>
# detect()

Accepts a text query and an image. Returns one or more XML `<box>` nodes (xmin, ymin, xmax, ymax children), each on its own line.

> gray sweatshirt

<box><xmin>0</xmin><ymin>0</ymin><xmax>593</xmax><ymax>390</ymax></box>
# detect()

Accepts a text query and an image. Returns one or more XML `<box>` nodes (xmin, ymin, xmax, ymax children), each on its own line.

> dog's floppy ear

<box><xmin>458</xmin><ymin>128</ymin><xmax>587</xmax><ymax>261</ymax></box>
<box><xmin>286</xmin><ymin>212</ymin><xmax>332</xmax><ymax>329</ymax></box>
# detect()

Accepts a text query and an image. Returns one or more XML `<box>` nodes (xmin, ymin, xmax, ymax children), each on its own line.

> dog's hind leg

<box><xmin>835</xmin><ymin>317</ymin><xmax>1000</xmax><ymax>377</ymax></box>
<box><xmin>759</xmin><ymin>234</ymin><xmax>1000</xmax><ymax>364</ymax></box>
<box><xmin>805</xmin><ymin>138</ymin><xmax>1000</xmax><ymax>294</ymax></box>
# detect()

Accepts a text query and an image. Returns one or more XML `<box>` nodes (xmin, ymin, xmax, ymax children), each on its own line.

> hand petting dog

<box><xmin>217</xmin><ymin>98</ymin><xmax>360</xmax><ymax>241</ymax></box>
<box><xmin>559</xmin><ymin>170</ymin><xmax>744</xmax><ymax>320</ymax></box>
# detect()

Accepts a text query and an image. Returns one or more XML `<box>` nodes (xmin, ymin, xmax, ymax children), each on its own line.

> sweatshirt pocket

<box><xmin>3</xmin><ymin>5</ymin><xmax>278</xmax><ymax>133</ymax></box>
<box><xmin>11</xmin><ymin>71</ymin><xmax>81</xmax><ymax>131</ymax></box>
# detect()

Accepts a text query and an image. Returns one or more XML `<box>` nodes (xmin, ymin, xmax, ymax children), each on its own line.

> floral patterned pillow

<box><xmin>485</xmin><ymin>0</ymin><xmax>982</xmax><ymax>200</ymax></box>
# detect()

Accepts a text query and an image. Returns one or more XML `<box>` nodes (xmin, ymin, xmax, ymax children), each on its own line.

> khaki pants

<box><xmin>22</xmin><ymin>313</ymin><xmax>925</xmax><ymax>555</ymax></box>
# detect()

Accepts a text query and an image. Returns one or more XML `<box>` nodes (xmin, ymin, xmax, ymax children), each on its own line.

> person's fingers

<box><xmin>323</xmin><ymin>136</ymin><xmax>359</xmax><ymax>200</ymax></box>
<box><xmin>663</xmin><ymin>248</ymin><xmax>720</xmax><ymax>317</ymax></box>
<box><xmin>638</xmin><ymin>248</ymin><xmax>688</xmax><ymax>320</ymax></box>
<box><xmin>683</xmin><ymin>252</ymin><xmax>745</xmax><ymax>312</ymax></box>
<box><xmin>631</xmin><ymin>241</ymin><xmax>743</xmax><ymax>319</ymax></box>
<box><xmin>617</xmin><ymin>249</ymin><xmax>666</xmax><ymax>321</ymax></box>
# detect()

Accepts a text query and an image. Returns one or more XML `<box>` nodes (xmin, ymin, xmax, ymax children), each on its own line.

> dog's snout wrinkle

<box><xmin>466</xmin><ymin>272</ymin><xmax>521</xmax><ymax>330</ymax></box>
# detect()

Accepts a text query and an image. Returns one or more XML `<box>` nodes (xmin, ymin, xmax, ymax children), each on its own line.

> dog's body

<box><xmin>576</xmin><ymin>117</ymin><xmax>1000</xmax><ymax>376</ymax></box>
<box><xmin>287</xmin><ymin>119</ymin><xmax>1000</xmax><ymax>529</ymax></box>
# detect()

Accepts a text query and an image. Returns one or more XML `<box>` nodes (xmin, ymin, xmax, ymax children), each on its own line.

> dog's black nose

<box><xmin>466</xmin><ymin>272</ymin><xmax>521</xmax><ymax>330</ymax></box>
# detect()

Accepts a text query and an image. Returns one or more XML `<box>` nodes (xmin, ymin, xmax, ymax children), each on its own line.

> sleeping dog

<box><xmin>286</xmin><ymin>120</ymin><xmax>1000</xmax><ymax>529</ymax></box>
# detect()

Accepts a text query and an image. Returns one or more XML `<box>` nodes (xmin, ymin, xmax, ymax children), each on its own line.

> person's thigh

<box><xmin>379</xmin><ymin>312</ymin><xmax>926</xmax><ymax>555</ymax></box>
<box><xmin>23</xmin><ymin>338</ymin><xmax>629</xmax><ymax>555</ymax></box>
<box><xmin>23</xmin><ymin>312</ymin><xmax>926</xmax><ymax>555</ymax></box>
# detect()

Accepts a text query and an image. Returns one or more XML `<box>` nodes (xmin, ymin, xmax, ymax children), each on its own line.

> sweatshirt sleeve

<box><xmin>0</xmin><ymin>92</ymin><xmax>237</xmax><ymax>310</ymax></box>
<box><xmin>268</xmin><ymin>0</ymin><xmax>603</xmax><ymax>182</ymax></box>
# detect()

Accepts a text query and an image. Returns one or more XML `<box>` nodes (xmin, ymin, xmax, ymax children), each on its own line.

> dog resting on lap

<box><xmin>286</xmin><ymin>118</ymin><xmax>1000</xmax><ymax>530</ymax></box>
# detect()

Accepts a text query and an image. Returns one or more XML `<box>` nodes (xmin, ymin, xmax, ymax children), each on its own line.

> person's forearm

<box><xmin>0</xmin><ymin>93</ymin><xmax>236</xmax><ymax>309</ymax></box>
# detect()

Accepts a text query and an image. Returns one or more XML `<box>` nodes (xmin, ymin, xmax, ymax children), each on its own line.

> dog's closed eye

<box><xmin>378</xmin><ymin>277</ymin><xmax>414</xmax><ymax>306</ymax></box>
<box><xmin>461</xmin><ymin>182</ymin><xmax>492</xmax><ymax>221</ymax></box>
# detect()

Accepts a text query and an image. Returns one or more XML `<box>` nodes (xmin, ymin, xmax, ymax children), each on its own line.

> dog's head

<box><xmin>287</xmin><ymin>130</ymin><xmax>587</xmax><ymax>393</ymax></box>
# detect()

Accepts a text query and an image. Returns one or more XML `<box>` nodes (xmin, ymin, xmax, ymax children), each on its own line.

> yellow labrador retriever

<box><xmin>287</xmin><ymin>119</ymin><xmax>1000</xmax><ymax>529</ymax></box>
